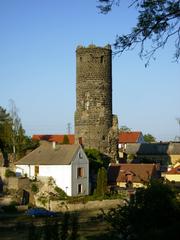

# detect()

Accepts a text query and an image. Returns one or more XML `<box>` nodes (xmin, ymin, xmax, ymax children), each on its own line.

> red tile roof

<box><xmin>119</xmin><ymin>132</ymin><xmax>142</xmax><ymax>143</ymax></box>
<box><xmin>32</xmin><ymin>134</ymin><xmax>75</xmax><ymax>144</ymax></box>
<box><xmin>166</xmin><ymin>165</ymin><xmax>180</xmax><ymax>175</ymax></box>
<box><xmin>108</xmin><ymin>163</ymin><xmax>157</xmax><ymax>184</ymax></box>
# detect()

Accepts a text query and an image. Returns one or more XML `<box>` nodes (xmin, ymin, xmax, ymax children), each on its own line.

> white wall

<box><xmin>16</xmin><ymin>164</ymin><xmax>72</xmax><ymax>196</ymax></box>
<box><xmin>39</xmin><ymin>165</ymin><xmax>72</xmax><ymax>196</ymax></box>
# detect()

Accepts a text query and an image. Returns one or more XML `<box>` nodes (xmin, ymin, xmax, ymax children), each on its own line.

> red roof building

<box><xmin>108</xmin><ymin>163</ymin><xmax>159</xmax><ymax>188</ymax></box>
<box><xmin>119</xmin><ymin>131</ymin><xmax>144</xmax><ymax>144</ymax></box>
<box><xmin>118</xmin><ymin>132</ymin><xmax>145</xmax><ymax>159</ymax></box>
<box><xmin>32</xmin><ymin>134</ymin><xmax>75</xmax><ymax>144</ymax></box>
<box><xmin>166</xmin><ymin>165</ymin><xmax>180</xmax><ymax>175</ymax></box>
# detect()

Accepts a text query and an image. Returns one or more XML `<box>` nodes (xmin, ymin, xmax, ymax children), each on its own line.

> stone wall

<box><xmin>75</xmin><ymin>44</ymin><xmax>118</xmax><ymax>160</ymax></box>
<box><xmin>37</xmin><ymin>198</ymin><xmax>122</xmax><ymax>212</ymax></box>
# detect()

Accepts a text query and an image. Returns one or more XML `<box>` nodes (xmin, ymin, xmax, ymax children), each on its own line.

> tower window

<box><xmin>86</xmin><ymin>101</ymin><xmax>89</xmax><ymax>110</ymax></box>
<box><xmin>80</xmin><ymin>56</ymin><xmax>82</xmax><ymax>62</ymax></box>
<box><xmin>100</xmin><ymin>56</ymin><xmax>104</xmax><ymax>63</ymax></box>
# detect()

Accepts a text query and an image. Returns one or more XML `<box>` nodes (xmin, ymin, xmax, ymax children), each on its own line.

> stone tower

<box><xmin>75</xmin><ymin>44</ymin><xmax>118</xmax><ymax>161</ymax></box>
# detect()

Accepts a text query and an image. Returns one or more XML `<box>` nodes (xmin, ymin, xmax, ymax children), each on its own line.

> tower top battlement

<box><xmin>76</xmin><ymin>44</ymin><xmax>111</xmax><ymax>50</ymax></box>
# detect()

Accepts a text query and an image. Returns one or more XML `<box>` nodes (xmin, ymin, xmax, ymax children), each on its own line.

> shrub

<box><xmin>5</xmin><ymin>169</ymin><xmax>16</xmax><ymax>177</ymax></box>
<box><xmin>31</xmin><ymin>183</ymin><xmax>39</xmax><ymax>193</ymax></box>
<box><xmin>55</xmin><ymin>186</ymin><xmax>67</xmax><ymax>199</ymax></box>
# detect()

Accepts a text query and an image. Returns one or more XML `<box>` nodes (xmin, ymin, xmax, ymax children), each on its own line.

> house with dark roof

<box><xmin>16</xmin><ymin>142</ymin><xmax>89</xmax><ymax>196</ymax></box>
<box><xmin>108</xmin><ymin>163</ymin><xmax>159</xmax><ymax>188</ymax></box>
<box><xmin>125</xmin><ymin>142</ymin><xmax>180</xmax><ymax>168</ymax></box>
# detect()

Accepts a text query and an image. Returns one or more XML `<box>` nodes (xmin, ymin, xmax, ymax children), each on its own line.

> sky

<box><xmin>0</xmin><ymin>0</ymin><xmax>179</xmax><ymax>141</ymax></box>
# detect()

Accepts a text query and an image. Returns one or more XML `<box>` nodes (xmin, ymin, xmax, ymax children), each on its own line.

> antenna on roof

<box><xmin>67</xmin><ymin>123</ymin><xmax>71</xmax><ymax>135</ymax></box>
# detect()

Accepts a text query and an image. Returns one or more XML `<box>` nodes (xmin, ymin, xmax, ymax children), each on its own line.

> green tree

<box><xmin>0</xmin><ymin>104</ymin><xmax>39</xmax><ymax>163</ymax></box>
<box><xmin>96</xmin><ymin>167</ymin><xmax>108</xmax><ymax>196</ymax></box>
<box><xmin>97</xmin><ymin>0</ymin><xmax>180</xmax><ymax>65</ymax></box>
<box><xmin>143</xmin><ymin>133</ymin><xmax>156</xmax><ymax>142</ymax></box>
<box><xmin>62</xmin><ymin>135</ymin><xmax>70</xmax><ymax>144</ymax></box>
<box><xmin>85</xmin><ymin>148</ymin><xmax>110</xmax><ymax>173</ymax></box>
<box><xmin>85</xmin><ymin>148</ymin><xmax>110</xmax><ymax>194</ymax></box>
<box><xmin>0</xmin><ymin>106</ymin><xmax>13</xmax><ymax>165</ymax></box>
<box><xmin>119</xmin><ymin>125</ymin><xmax>131</xmax><ymax>132</ymax></box>
<box><xmin>103</xmin><ymin>181</ymin><xmax>180</xmax><ymax>239</ymax></box>
<box><xmin>0</xmin><ymin>106</ymin><xmax>13</xmax><ymax>150</ymax></box>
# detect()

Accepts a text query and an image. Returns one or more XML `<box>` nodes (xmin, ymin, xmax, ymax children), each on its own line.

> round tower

<box><xmin>75</xmin><ymin>44</ymin><xmax>113</xmax><ymax>154</ymax></box>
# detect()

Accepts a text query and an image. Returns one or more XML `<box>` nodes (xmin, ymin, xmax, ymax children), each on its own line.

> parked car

<box><xmin>26</xmin><ymin>208</ymin><xmax>57</xmax><ymax>217</ymax></box>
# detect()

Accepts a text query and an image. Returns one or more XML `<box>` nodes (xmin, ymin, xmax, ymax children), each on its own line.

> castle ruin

<box><xmin>75</xmin><ymin>44</ymin><xmax>119</xmax><ymax>162</ymax></box>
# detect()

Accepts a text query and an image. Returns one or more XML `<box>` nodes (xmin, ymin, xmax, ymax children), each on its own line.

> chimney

<box><xmin>52</xmin><ymin>141</ymin><xmax>56</xmax><ymax>150</ymax></box>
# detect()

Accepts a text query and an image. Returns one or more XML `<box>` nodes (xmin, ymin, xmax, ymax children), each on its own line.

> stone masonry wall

<box><xmin>75</xmin><ymin>44</ymin><xmax>113</xmax><ymax>155</ymax></box>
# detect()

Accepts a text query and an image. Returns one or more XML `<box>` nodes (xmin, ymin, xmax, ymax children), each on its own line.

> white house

<box><xmin>16</xmin><ymin>142</ymin><xmax>89</xmax><ymax>196</ymax></box>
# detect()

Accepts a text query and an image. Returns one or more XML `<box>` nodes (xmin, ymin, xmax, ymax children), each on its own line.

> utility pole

<box><xmin>175</xmin><ymin>118</ymin><xmax>180</xmax><ymax>141</ymax></box>
<box><xmin>176</xmin><ymin>118</ymin><xmax>180</xmax><ymax>132</ymax></box>
<box><xmin>67</xmin><ymin>123</ymin><xmax>71</xmax><ymax>135</ymax></box>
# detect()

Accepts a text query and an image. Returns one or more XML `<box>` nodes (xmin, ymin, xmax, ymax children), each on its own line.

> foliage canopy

<box><xmin>85</xmin><ymin>148</ymin><xmax>110</xmax><ymax>173</ymax></box>
<box><xmin>143</xmin><ymin>133</ymin><xmax>156</xmax><ymax>142</ymax></box>
<box><xmin>0</xmin><ymin>105</ymin><xmax>39</xmax><ymax>163</ymax></box>
<box><xmin>119</xmin><ymin>125</ymin><xmax>131</xmax><ymax>132</ymax></box>
<box><xmin>97</xmin><ymin>0</ymin><xmax>180</xmax><ymax>65</ymax></box>
<box><xmin>103</xmin><ymin>181</ymin><xmax>180</xmax><ymax>239</ymax></box>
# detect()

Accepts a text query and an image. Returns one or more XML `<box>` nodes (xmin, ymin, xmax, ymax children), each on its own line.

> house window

<box><xmin>78</xmin><ymin>184</ymin><xmax>83</xmax><ymax>194</ymax></box>
<box><xmin>79</xmin><ymin>152</ymin><xmax>83</xmax><ymax>159</ymax></box>
<box><xmin>34</xmin><ymin>166</ymin><xmax>39</xmax><ymax>176</ymax></box>
<box><xmin>77</xmin><ymin>167</ymin><xmax>84</xmax><ymax>178</ymax></box>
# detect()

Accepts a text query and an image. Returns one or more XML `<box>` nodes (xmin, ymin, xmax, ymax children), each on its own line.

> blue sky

<box><xmin>0</xmin><ymin>0</ymin><xmax>179</xmax><ymax>141</ymax></box>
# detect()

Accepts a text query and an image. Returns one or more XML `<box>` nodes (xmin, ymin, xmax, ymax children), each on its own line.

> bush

<box><xmin>67</xmin><ymin>196</ymin><xmax>88</xmax><ymax>204</ymax></box>
<box><xmin>31</xmin><ymin>183</ymin><xmax>39</xmax><ymax>193</ymax></box>
<box><xmin>54</xmin><ymin>186</ymin><xmax>67</xmax><ymax>199</ymax></box>
<box><xmin>5</xmin><ymin>169</ymin><xmax>16</xmax><ymax>177</ymax></box>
